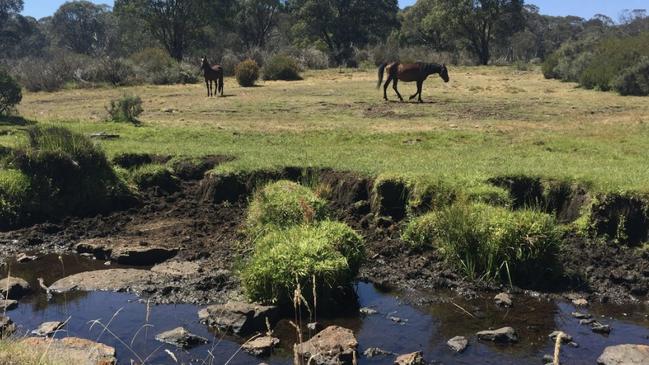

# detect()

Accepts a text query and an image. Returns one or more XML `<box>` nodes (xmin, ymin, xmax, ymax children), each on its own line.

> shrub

<box><xmin>262</xmin><ymin>54</ymin><xmax>302</xmax><ymax>81</ymax></box>
<box><xmin>614</xmin><ymin>59</ymin><xmax>649</xmax><ymax>96</ymax></box>
<box><xmin>11</xmin><ymin>58</ymin><xmax>66</xmax><ymax>92</ymax></box>
<box><xmin>129</xmin><ymin>48</ymin><xmax>193</xmax><ymax>85</ymax></box>
<box><xmin>299</xmin><ymin>47</ymin><xmax>330</xmax><ymax>70</ymax></box>
<box><xmin>235</xmin><ymin>59</ymin><xmax>260</xmax><ymax>87</ymax></box>
<box><xmin>241</xmin><ymin>221</ymin><xmax>365</xmax><ymax>305</ymax></box>
<box><xmin>0</xmin><ymin>70</ymin><xmax>22</xmax><ymax>115</ymax></box>
<box><xmin>106</xmin><ymin>94</ymin><xmax>143</xmax><ymax>124</ymax></box>
<box><xmin>246</xmin><ymin>180</ymin><xmax>328</xmax><ymax>233</ymax></box>
<box><xmin>79</xmin><ymin>57</ymin><xmax>135</xmax><ymax>86</ymax></box>
<box><xmin>402</xmin><ymin>203</ymin><xmax>562</xmax><ymax>286</ymax></box>
<box><xmin>0</xmin><ymin>169</ymin><xmax>31</xmax><ymax>227</ymax></box>
<box><xmin>220</xmin><ymin>51</ymin><xmax>241</xmax><ymax>77</ymax></box>
<box><xmin>542</xmin><ymin>53</ymin><xmax>560</xmax><ymax>79</ymax></box>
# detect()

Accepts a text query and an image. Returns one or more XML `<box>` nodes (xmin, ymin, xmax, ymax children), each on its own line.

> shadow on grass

<box><xmin>385</xmin><ymin>100</ymin><xmax>437</xmax><ymax>104</ymax></box>
<box><xmin>0</xmin><ymin>115</ymin><xmax>37</xmax><ymax>126</ymax></box>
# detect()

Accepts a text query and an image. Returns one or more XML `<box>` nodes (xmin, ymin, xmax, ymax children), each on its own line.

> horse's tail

<box><xmin>377</xmin><ymin>63</ymin><xmax>387</xmax><ymax>89</ymax></box>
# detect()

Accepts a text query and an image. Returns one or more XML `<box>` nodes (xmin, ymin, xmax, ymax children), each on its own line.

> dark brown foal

<box><xmin>201</xmin><ymin>56</ymin><xmax>224</xmax><ymax>97</ymax></box>
<box><xmin>377</xmin><ymin>62</ymin><xmax>449</xmax><ymax>102</ymax></box>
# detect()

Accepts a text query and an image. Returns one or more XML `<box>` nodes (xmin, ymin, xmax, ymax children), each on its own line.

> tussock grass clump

<box><xmin>246</xmin><ymin>180</ymin><xmax>328</xmax><ymax>233</ymax></box>
<box><xmin>129</xmin><ymin>164</ymin><xmax>179</xmax><ymax>192</ymax></box>
<box><xmin>106</xmin><ymin>94</ymin><xmax>143</xmax><ymax>124</ymax></box>
<box><xmin>241</xmin><ymin>221</ymin><xmax>364</xmax><ymax>305</ymax></box>
<box><xmin>0</xmin><ymin>339</ymin><xmax>61</xmax><ymax>365</ymax></box>
<box><xmin>0</xmin><ymin>169</ymin><xmax>31</xmax><ymax>225</ymax></box>
<box><xmin>402</xmin><ymin>203</ymin><xmax>563</xmax><ymax>286</ymax></box>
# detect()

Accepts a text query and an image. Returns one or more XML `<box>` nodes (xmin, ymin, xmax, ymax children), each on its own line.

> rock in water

<box><xmin>394</xmin><ymin>351</ymin><xmax>426</xmax><ymax>365</ymax></box>
<box><xmin>16</xmin><ymin>253</ymin><xmax>37</xmax><ymax>263</ymax></box>
<box><xmin>548</xmin><ymin>331</ymin><xmax>573</xmax><ymax>343</ymax></box>
<box><xmin>49</xmin><ymin>269</ymin><xmax>161</xmax><ymax>293</ymax></box>
<box><xmin>0</xmin><ymin>316</ymin><xmax>16</xmax><ymax>338</ymax></box>
<box><xmin>0</xmin><ymin>277</ymin><xmax>31</xmax><ymax>299</ymax></box>
<box><xmin>242</xmin><ymin>336</ymin><xmax>280</xmax><ymax>357</ymax></box>
<box><xmin>571</xmin><ymin>312</ymin><xmax>592</xmax><ymax>319</ymax></box>
<box><xmin>31</xmin><ymin>321</ymin><xmax>66</xmax><ymax>337</ymax></box>
<box><xmin>21</xmin><ymin>337</ymin><xmax>117</xmax><ymax>365</ymax></box>
<box><xmin>447</xmin><ymin>336</ymin><xmax>469</xmax><ymax>353</ymax></box>
<box><xmin>198</xmin><ymin>301</ymin><xmax>278</xmax><ymax>336</ymax></box>
<box><xmin>494</xmin><ymin>293</ymin><xmax>513</xmax><ymax>307</ymax></box>
<box><xmin>155</xmin><ymin>327</ymin><xmax>208</xmax><ymax>349</ymax></box>
<box><xmin>295</xmin><ymin>326</ymin><xmax>358</xmax><ymax>365</ymax></box>
<box><xmin>0</xmin><ymin>299</ymin><xmax>18</xmax><ymax>311</ymax></box>
<box><xmin>359</xmin><ymin>307</ymin><xmax>378</xmax><ymax>315</ymax></box>
<box><xmin>363</xmin><ymin>347</ymin><xmax>393</xmax><ymax>358</ymax></box>
<box><xmin>476</xmin><ymin>327</ymin><xmax>518</xmax><ymax>343</ymax></box>
<box><xmin>597</xmin><ymin>344</ymin><xmax>649</xmax><ymax>365</ymax></box>
<box><xmin>572</xmin><ymin>298</ymin><xmax>589</xmax><ymax>307</ymax></box>
<box><xmin>592</xmin><ymin>322</ymin><xmax>611</xmax><ymax>334</ymax></box>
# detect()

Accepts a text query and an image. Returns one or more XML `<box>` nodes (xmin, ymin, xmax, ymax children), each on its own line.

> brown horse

<box><xmin>201</xmin><ymin>57</ymin><xmax>224</xmax><ymax>97</ymax></box>
<box><xmin>377</xmin><ymin>62</ymin><xmax>449</xmax><ymax>102</ymax></box>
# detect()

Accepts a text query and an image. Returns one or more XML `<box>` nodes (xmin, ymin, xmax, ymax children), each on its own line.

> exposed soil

<box><xmin>0</xmin><ymin>164</ymin><xmax>648</xmax><ymax>307</ymax></box>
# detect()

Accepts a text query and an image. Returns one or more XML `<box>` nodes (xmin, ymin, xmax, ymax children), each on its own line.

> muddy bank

<box><xmin>1</xmin><ymin>166</ymin><xmax>648</xmax><ymax>306</ymax></box>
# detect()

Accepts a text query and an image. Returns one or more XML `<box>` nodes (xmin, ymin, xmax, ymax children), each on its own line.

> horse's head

<box><xmin>440</xmin><ymin>64</ymin><xmax>449</xmax><ymax>83</ymax></box>
<box><xmin>200</xmin><ymin>56</ymin><xmax>209</xmax><ymax>70</ymax></box>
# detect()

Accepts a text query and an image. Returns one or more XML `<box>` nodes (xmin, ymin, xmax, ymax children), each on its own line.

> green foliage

<box><xmin>106</xmin><ymin>94</ymin><xmax>143</xmax><ymax>124</ymax></box>
<box><xmin>246</xmin><ymin>180</ymin><xmax>328</xmax><ymax>233</ymax></box>
<box><xmin>0</xmin><ymin>169</ymin><xmax>30</xmax><ymax>225</ymax></box>
<box><xmin>0</xmin><ymin>69</ymin><xmax>22</xmax><ymax>115</ymax></box>
<box><xmin>614</xmin><ymin>58</ymin><xmax>649</xmax><ymax>96</ymax></box>
<box><xmin>241</xmin><ymin>220</ymin><xmax>364</xmax><ymax>304</ymax></box>
<box><xmin>235</xmin><ymin>59</ymin><xmax>260</xmax><ymax>87</ymax></box>
<box><xmin>262</xmin><ymin>54</ymin><xmax>302</xmax><ymax>81</ymax></box>
<box><xmin>129</xmin><ymin>48</ymin><xmax>199</xmax><ymax>85</ymax></box>
<box><xmin>51</xmin><ymin>0</ymin><xmax>110</xmax><ymax>55</ymax></box>
<box><xmin>402</xmin><ymin>203</ymin><xmax>563</xmax><ymax>285</ymax></box>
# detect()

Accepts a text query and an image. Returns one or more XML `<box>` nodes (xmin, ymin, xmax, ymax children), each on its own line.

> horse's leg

<box><xmin>393</xmin><ymin>78</ymin><xmax>404</xmax><ymax>102</ymax></box>
<box><xmin>409</xmin><ymin>80</ymin><xmax>421</xmax><ymax>101</ymax></box>
<box><xmin>416</xmin><ymin>80</ymin><xmax>423</xmax><ymax>103</ymax></box>
<box><xmin>205</xmin><ymin>79</ymin><xmax>210</xmax><ymax>97</ymax></box>
<box><xmin>219</xmin><ymin>75</ymin><xmax>224</xmax><ymax>96</ymax></box>
<box><xmin>383</xmin><ymin>76</ymin><xmax>392</xmax><ymax>100</ymax></box>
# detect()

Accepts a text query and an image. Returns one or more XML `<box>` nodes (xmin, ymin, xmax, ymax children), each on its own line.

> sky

<box><xmin>21</xmin><ymin>0</ymin><xmax>649</xmax><ymax>21</ymax></box>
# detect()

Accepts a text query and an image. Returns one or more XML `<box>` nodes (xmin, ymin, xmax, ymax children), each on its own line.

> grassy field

<box><xmin>3</xmin><ymin>66</ymin><xmax>649</xmax><ymax>193</ymax></box>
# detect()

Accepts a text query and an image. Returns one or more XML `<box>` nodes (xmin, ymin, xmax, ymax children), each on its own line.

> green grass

<box><xmin>241</xmin><ymin>220</ymin><xmax>364</xmax><ymax>305</ymax></box>
<box><xmin>128</xmin><ymin>163</ymin><xmax>178</xmax><ymax>191</ymax></box>
<box><xmin>402</xmin><ymin>202</ymin><xmax>563</xmax><ymax>286</ymax></box>
<box><xmin>246</xmin><ymin>180</ymin><xmax>328</xmax><ymax>234</ymax></box>
<box><xmin>2</xmin><ymin>66</ymin><xmax>649</xmax><ymax>195</ymax></box>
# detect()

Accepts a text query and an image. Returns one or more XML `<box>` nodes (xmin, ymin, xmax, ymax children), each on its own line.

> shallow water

<box><xmin>2</xmin><ymin>255</ymin><xmax>649</xmax><ymax>364</ymax></box>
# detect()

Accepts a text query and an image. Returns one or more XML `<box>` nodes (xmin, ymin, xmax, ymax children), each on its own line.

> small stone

<box><xmin>549</xmin><ymin>331</ymin><xmax>573</xmax><ymax>343</ymax></box>
<box><xmin>31</xmin><ymin>321</ymin><xmax>65</xmax><ymax>337</ymax></box>
<box><xmin>295</xmin><ymin>326</ymin><xmax>358</xmax><ymax>365</ymax></box>
<box><xmin>494</xmin><ymin>293</ymin><xmax>513</xmax><ymax>307</ymax></box>
<box><xmin>572</xmin><ymin>298</ymin><xmax>589</xmax><ymax>307</ymax></box>
<box><xmin>579</xmin><ymin>318</ymin><xmax>595</xmax><ymax>325</ymax></box>
<box><xmin>307</xmin><ymin>322</ymin><xmax>319</xmax><ymax>331</ymax></box>
<box><xmin>389</xmin><ymin>316</ymin><xmax>407</xmax><ymax>324</ymax></box>
<box><xmin>0</xmin><ymin>299</ymin><xmax>18</xmax><ymax>311</ymax></box>
<box><xmin>359</xmin><ymin>307</ymin><xmax>378</xmax><ymax>315</ymax></box>
<box><xmin>591</xmin><ymin>322</ymin><xmax>611</xmax><ymax>335</ymax></box>
<box><xmin>0</xmin><ymin>316</ymin><xmax>16</xmax><ymax>338</ymax></box>
<box><xmin>0</xmin><ymin>277</ymin><xmax>31</xmax><ymax>299</ymax></box>
<box><xmin>571</xmin><ymin>312</ymin><xmax>592</xmax><ymax>319</ymax></box>
<box><xmin>476</xmin><ymin>327</ymin><xmax>518</xmax><ymax>343</ymax></box>
<box><xmin>198</xmin><ymin>301</ymin><xmax>278</xmax><ymax>336</ymax></box>
<box><xmin>241</xmin><ymin>336</ymin><xmax>280</xmax><ymax>357</ymax></box>
<box><xmin>363</xmin><ymin>347</ymin><xmax>393</xmax><ymax>358</ymax></box>
<box><xmin>394</xmin><ymin>351</ymin><xmax>425</xmax><ymax>365</ymax></box>
<box><xmin>447</xmin><ymin>336</ymin><xmax>468</xmax><ymax>353</ymax></box>
<box><xmin>155</xmin><ymin>327</ymin><xmax>208</xmax><ymax>349</ymax></box>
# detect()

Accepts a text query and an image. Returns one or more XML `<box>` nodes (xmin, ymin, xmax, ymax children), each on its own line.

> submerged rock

<box><xmin>16</xmin><ymin>253</ymin><xmax>37</xmax><ymax>263</ymax></box>
<box><xmin>49</xmin><ymin>269</ymin><xmax>162</xmax><ymax>293</ymax></box>
<box><xmin>592</xmin><ymin>322</ymin><xmax>611</xmax><ymax>334</ymax></box>
<box><xmin>494</xmin><ymin>293</ymin><xmax>513</xmax><ymax>307</ymax></box>
<box><xmin>242</xmin><ymin>336</ymin><xmax>280</xmax><ymax>357</ymax></box>
<box><xmin>447</xmin><ymin>336</ymin><xmax>468</xmax><ymax>353</ymax></box>
<box><xmin>394</xmin><ymin>351</ymin><xmax>425</xmax><ymax>365</ymax></box>
<box><xmin>0</xmin><ymin>316</ymin><xmax>16</xmax><ymax>338</ymax></box>
<box><xmin>571</xmin><ymin>311</ymin><xmax>592</xmax><ymax>319</ymax></box>
<box><xmin>295</xmin><ymin>326</ymin><xmax>358</xmax><ymax>365</ymax></box>
<box><xmin>548</xmin><ymin>331</ymin><xmax>573</xmax><ymax>343</ymax></box>
<box><xmin>0</xmin><ymin>299</ymin><xmax>17</xmax><ymax>311</ymax></box>
<box><xmin>31</xmin><ymin>321</ymin><xmax>66</xmax><ymax>337</ymax></box>
<box><xmin>476</xmin><ymin>327</ymin><xmax>518</xmax><ymax>343</ymax></box>
<box><xmin>21</xmin><ymin>337</ymin><xmax>117</xmax><ymax>365</ymax></box>
<box><xmin>155</xmin><ymin>327</ymin><xmax>208</xmax><ymax>349</ymax></box>
<box><xmin>198</xmin><ymin>301</ymin><xmax>278</xmax><ymax>336</ymax></box>
<box><xmin>359</xmin><ymin>307</ymin><xmax>378</xmax><ymax>315</ymax></box>
<box><xmin>363</xmin><ymin>347</ymin><xmax>393</xmax><ymax>358</ymax></box>
<box><xmin>597</xmin><ymin>344</ymin><xmax>649</xmax><ymax>365</ymax></box>
<box><xmin>0</xmin><ymin>277</ymin><xmax>31</xmax><ymax>299</ymax></box>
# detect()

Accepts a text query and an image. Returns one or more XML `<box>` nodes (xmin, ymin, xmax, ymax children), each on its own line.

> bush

<box><xmin>402</xmin><ymin>203</ymin><xmax>562</xmax><ymax>286</ymax></box>
<box><xmin>0</xmin><ymin>70</ymin><xmax>22</xmax><ymax>115</ymax></box>
<box><xmin>246</xmin><ymin>180</ymin><xmax>328</xmax><ymax>233</ymax></box>
<box><xmin>0</xmin><ymin>169</ymin><xmax>31</xmax><ymax>226</ymax></box>
<box><xmin>299</xmin><ymin>47</ymin><xmax>330</xmax><ymax>70</ymax></box>
<box><xmin>262</xmin><ymin>54</ymin><xmax>302</xmax><ymax>81</ymax></box>
<box><xmin>235</xmin><ymin>59</ymin><xmax>260</xmax><ymax>87</ymax></box>
<box><xmin>220</xmin><ymin>51</ymin><xmax>241</xmax><ymax>77</ymax></box>
<box><xmin>11</xmin><ymin>58</ymin><xmax>66</xmax><ymax>92</ymax></box>
<box><xmin>241</xmin><ymin>221</ymin><xmax>365</xmax><ymax>305</ymax></box>
<box><xmin>614</xmin><ymin>59</ymin><xmax>649</xmax><ymax>96</ymax></box>
<box><xmin>542</xmin><ymin>53</ymin><xmax>560</xmax><ymax>79</ymax></box>
<box><xmin>129</xmin><ymin>48</ymin><xmax>197</xmax><ymax>85</ymax></box>
<box><xmin>106</xmin><ymin>94</ymin><xmax>143</xmax><ymax>124</ymax></box>
<box><xmin>79</xmin><ymin>57</ymin><xmax>135</xmax><ymax>86</ymax></box>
